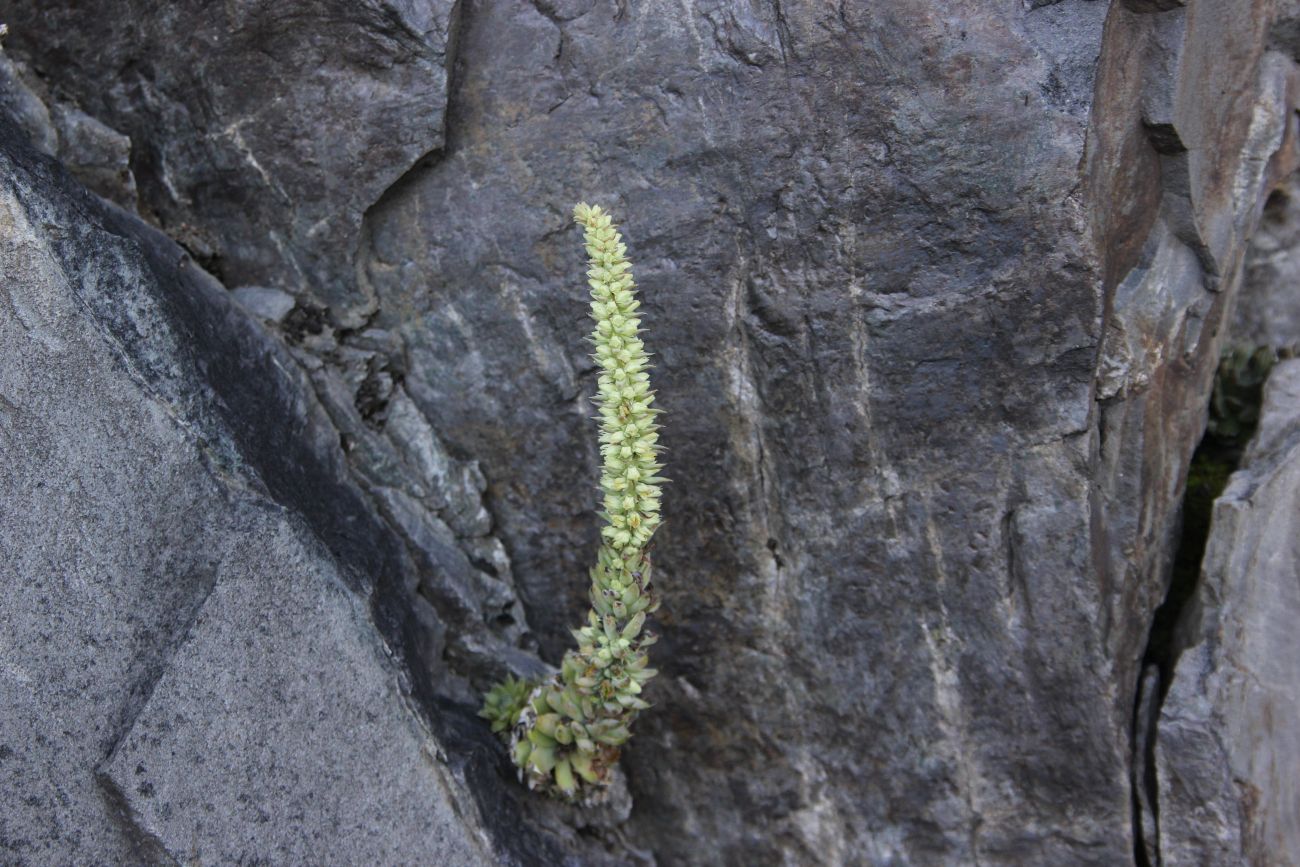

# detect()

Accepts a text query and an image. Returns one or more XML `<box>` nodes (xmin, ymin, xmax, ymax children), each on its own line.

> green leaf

<box><xmin>570</xmin><ymin>750</ymin><xmax>600</xmax><ymax>783</ymax></box>
<box><xmin>621</xmin><ymin>611</ymin><xmax>646</xmax><ymax>640</ymax></box>
<box><xmin>530</xmin><ymin>746</ymin><xmax>557</xmax><ymax>775</ymax></box>
<box><xmin>597</xmin><ymin>726</ymin><xmax>630</xmax><ymax>746</ymax></box>
<box><xmin>554</xmin><ymin>758</ymin><xmax>576</xmax><ymax>795</ymax></box>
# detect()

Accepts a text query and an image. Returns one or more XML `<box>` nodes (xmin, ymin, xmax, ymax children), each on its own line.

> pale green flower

<box><xmin>481</xmin><ymin>203</ymin><xmax>665</xmax><ymax>802</ymax></box>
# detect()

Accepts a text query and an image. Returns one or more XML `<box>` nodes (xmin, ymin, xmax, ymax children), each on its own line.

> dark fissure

<box><xmin>1130</xmin><ymin>345</ymin><xmax>1279</xmax><ymax>867</ymax></box>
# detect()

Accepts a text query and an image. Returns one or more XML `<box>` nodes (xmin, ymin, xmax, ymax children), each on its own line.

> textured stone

<box><xmin>0</xmin><ymin>44</ymin><xmax>137</xmax><ymax>209</ymax></box>
<box><xmin>0</xmin><ymin>45</ymin><xmax>55</xmax><ymax>155</ymax></box>
<box><xmin>359</xmin><ymin>2</ymin><xmax>1292</xmax><ymax>862</ymax></box>
<box><xmin>1089</xmin><ymin>7</ymin><xmax>1300</xmax><ymax>860</ymax></box>
<box><xmin>1155</xmin><ymin>359</ymin><xmax>1300</xmax><ymax>865</ymax></box>
<box><xmin>0</xmin><ymin>121</ymin><xmax>564</xmax><ymax>865</ymax></box>
<box><xmin>47</xmin><ymin>103</ymin><xmax>137</xmax><ymax>211</ymax></box>
<box><xmin>230</xmin><ymin>284</ymin><xmax>297</xmax><ymax>323</ymax></box>
<box><xmin>3</xmin><ymin>1</ymin><xmax>1300</xmax><ymax>865</ymax></box>
<box><xmin>0</xmin><ymin>120</ymin><xmax>220</xmax><ymax>866</ymax></box>
<box><xmin>1234</xmin><ymin>172</ymin><xmax>1300</xmax><ymax>350</ymax></box>
<box><xmin>100</xmin><ymin>516</ymin><xmax>491</xmax><ymax>866</ymax></box>
<box><xmin>0</xmin><ymin>0</ymin><xmax>460</xmax><ymax>324</ymax></box>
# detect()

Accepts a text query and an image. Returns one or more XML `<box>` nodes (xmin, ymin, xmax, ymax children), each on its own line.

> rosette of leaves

<box><xmin>481</xmin><ymin>676</ymin><xmax>532</xmax><ymax>737</ymax></box>
<box><xmin>479</xmin><ymin>203</ymin><xmax>665</xmax><ymax>802</ymax></box>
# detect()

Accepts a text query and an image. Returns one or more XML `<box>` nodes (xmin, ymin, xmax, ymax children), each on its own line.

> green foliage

<box><xmin>481</xmin><ymin>203</ymin><xmax>665</xmax><ymax>802</ymax></box>
<box><xmin>478</xmin><ymin>675</ymin><xmax>533</xmax><ymax>736</ymax></box>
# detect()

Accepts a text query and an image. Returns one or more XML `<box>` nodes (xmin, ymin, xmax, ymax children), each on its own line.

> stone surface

<box><xmin>0</xmin><ymin>44</ymin><xmax>55</xmax><ymax>155</ymax></box>
<box><xmin>48</xmin><ymin>103</ymin><xmax>138</xmax><ymax>211</ymax></box>
<box><xmin>1088</xmin><ymin>10</ymin><xmax>1300</xmax><ymax>861</ymax></box>
<box><xmin>0</xmin><ymin>42</ymin><xmax>137</xmax><ymax>209</ymax></box>
<box><xmin>1155</xmin><ymin>359</ymin><xmax>1300</xmax><ymax>865</ymax></box>
<box><xmin>0</xmin><ymin>0</ymin><xmax>460</xmax><ymax>324</ymax></box>
<box><xmin>230</xmin><ymin>284</ymin><xmax>298</xmax><ymax>323</ymax></box>
<box><xmin>3</xmin><ymin>1</ymin><xmax>1300</xmax><ymax>865</ymax></box>
<box><xmin>0</xmin><ymin>119</ymin><xmax>567</xmax><ymax>865</ymax></box>
<box><xmin>1235</xmin><ymin>173</ymin><xmax>1300</xmax><ymax>350</ymax></box>
<box><xmin>100</xmin><ymin>516</ymin><xmax>492</xmax><ymax>866</ymax></box>
<box><xmin>0</xmin><ymin>119</ymin><xmax>221</xmax><ymax>866</ymax></box>
<box><xmin>359</xmin><ymin>2</ymin><xmax>1294</xmax><ymax>863</ymax></box>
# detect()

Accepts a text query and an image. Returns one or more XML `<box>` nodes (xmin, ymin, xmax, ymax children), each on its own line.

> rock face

<box><xmin>1155</xmin><ymin>360</ymin><xmax>1300</xmax><ymax>864</ymax></box>
<box><xmin>0</xmin><ymin>139</ymin><xmax>221</xmax><ymax>863</ymax></box>
<box><xmin>3</xmin><ymin>1</ymin><xmax>1300</xmax><ymax>865</ymax></box>
<box><xmin>1236</xmin><ymin>173</ymin><xmax>1300</xmax><ymax>350</ymax></box>
<box><xmin>98</xmin><ymin>518</ymin><xmax>489</xmax><ymax>866</ymax></box>
<box><xmin>0</xmin><ymin>45</ymin><xmax>137</xmax><ymax>207</ymax></box>
<box><xmin>0</xmin><ymin>119</ymin><xmax>564</xmax><ymax>865</ymax></box>
<box><xmin>0</xmin><ymin>0</ymin><xmax>459</xmax><ymax>322</ymax></box>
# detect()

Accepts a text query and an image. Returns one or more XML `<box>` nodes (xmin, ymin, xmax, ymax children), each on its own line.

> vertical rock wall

<box><xmin>0</xmin><ymin>120</ymin><xmax>521</xmax><ymax>865</ymax></box>
<box><xmin>1155</xmin><ymin>360</ymin><xmax>1300</xmax><ymax>865</ymax></box>
<box><xmin>2</xmin><ymin>1</ymin><xmax>1299</xmax><ymax>864</ymax></box>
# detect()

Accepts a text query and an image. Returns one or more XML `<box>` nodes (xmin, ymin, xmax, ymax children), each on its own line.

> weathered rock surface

<box><xmin>0</xmin><ymin>119</ymin><xmax>565</xmax><ymax>865</ymax></box>
<box><xmin>0</xmin><ymin>128</ymin><xmax>219</xmax><ymax>864</ymax></box>
<box><xmin>3</xmin><ymin>1</ymin><xmax>1300</xmax><ymax>865</ymax></box>
<box><xmin>0</xmin><ymin>0</ymin><xmax>460</xmax><ymax>323</ymax></box>
<box><xmin>1155</xmin><ymin>359</ymin><xmax>1300</xmax><ymax>865</ymax></box>
<box><xmin>100</xmin><ymin>517</ymin><xmax>491</xmax><ymax>866</ymax></box>
<box><xmin>1236</xmin><ymin>173</ymin><xmax>1300</xmax><ymax>350</ymax></box>
<box><xmin>0</xmin><ymin>44</ymin><xmax>137</xmax><ymax>208</ymax></box>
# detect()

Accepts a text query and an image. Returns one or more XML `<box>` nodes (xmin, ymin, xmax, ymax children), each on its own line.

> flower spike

<box><xmin>481</xmin><ymin>203</ymin><xmax>665</xmax><ymax>802</ymax></box>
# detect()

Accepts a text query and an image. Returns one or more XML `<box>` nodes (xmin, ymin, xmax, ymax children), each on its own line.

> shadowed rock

<box><xmin>2</xmin><ymin>0</ymin><xmax>1300</xmax><ymax>863</ymax></box>
<box><xmin>1155</xmin><ymin>360</ymin><xmax>1300</xmax><ymax>864</ymax></box>
<box><xmin>0</xmin><ymin>117</ymin><xmax>563</xmax><ymax>864</ymax></box>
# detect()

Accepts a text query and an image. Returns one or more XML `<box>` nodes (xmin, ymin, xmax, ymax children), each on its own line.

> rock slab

<box><xmin>1156</xmin><ymin>359</ymin><xmax>1300</xmax><ymax>865</ymax></box>
<box><xmin>101</xmin><ymin>515</ymin><xmax>491</xmax><ymax>866</ymax></box>
<box><xmin>0</xmin><ymin>117</ymin><xmax>220</xmax><ymax>866</ymax></box>
<box><xmin>0</xmin><ymin>120</ymin><xmax>500</xmax><ymax>865</ymax></box>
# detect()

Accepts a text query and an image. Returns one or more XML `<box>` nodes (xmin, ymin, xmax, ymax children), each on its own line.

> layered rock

<box><xmin>0</xmin><ymin>0</ymin><xmax>460</xmax><ymax>323</ymax></box>
<box><xmin>0</xmin><ymin>118</ymin><xmax>568</xmax><ymax>864</ymax></box>
<box><xmin>1154</xmin><ymin>360</ymin><xmax>1300</xmax><ymax>864</ymax></box>
<box><xmin>2</xmin><ymin>1</ymin><xmax>1300</xmax><ymax>864</ymax></box>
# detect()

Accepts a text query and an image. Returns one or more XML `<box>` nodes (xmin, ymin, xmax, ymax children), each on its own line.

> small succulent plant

<box><xmin>480</xmin><ymin>675</ymin><xmax>533</xmax><ymax>737</ymax></box>
<box><xmin>479</xmin><ymin>202</ymin><xmax>665</xmax><ymax>802</ymax></box>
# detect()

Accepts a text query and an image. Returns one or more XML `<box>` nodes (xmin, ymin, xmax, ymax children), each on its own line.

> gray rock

<box><xmin>0</xmin><ymin>0</ymin><xmax>461</xmax><ymax>325</ymax></box>
<box><xmin>48</xmin><ymin>103</ymin><xmax>137</xmax><ymax>211</ymax></box>
<box><xmin>1155</xmin><ymin>359</ymin><xmax>1300</xmax><ymax>864</ymax></box>
<box><xmin>0</xmin><ymin>120</ymin><xmax>222</xmax><ymax>866</ymax></box>
<box><xmin>100</xmin><ymin>514</ymin><xmax>492</xmax><ymax>866</ymax></box>
<box><xmin>230</xmin><ymin>284</ymin><xmax>297</xmax><ymax>323</ymax></box>
<box><xmin>358</xmin><ymin>2</ymin><xmax>1295</xmax><ymax>862</ymax></box>
<box><xmin>3</xmin><ymin>0</ymin><xmax>1300</xmax><ymax>864</ymax></box>
<box><xmin>0</xmin><ymin>44</ymin><xmax>137</xmax><ymax>209</ymax></box>
<box><xmin>1235</xmin><ymin>173</ymin><xmax>1300</xmax><ymax>351</ymax></box>
<box><xmin>0</xmin><ymin>44</ymin><xmax>56</xmax><ymax>155</ymax></box>
<box><xmin>0</xmin><ymin>121</ymin><xmax>566</xmax><ymax>865</ymax></box>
